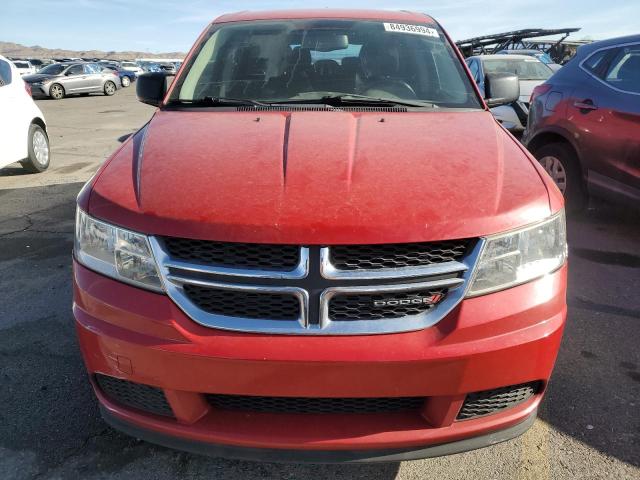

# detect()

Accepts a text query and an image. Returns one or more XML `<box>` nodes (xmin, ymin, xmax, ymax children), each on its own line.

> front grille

<box><xmin>183</xmin><ymin>284</ymin><xmax>300</xmax><ymax>320</ymax></box>
<box><xmin>153</xmin><ymin>235</ymin><xmax>477</xmax><ymax>335</ymax></box>
<box><xmin>329</xmin><ymin>288</ymin><xmax>446</xmax><ymax>320</ymax></box>
<box><xmin>206</xmin><ymin>394</ymin><xmax>424</xmax><ymax>414</ymax></box>
<box><xmin>329</xmin><ymin>241</ymin><xmax>469</xmax><ymax>270</ymax></box>
<box><xmin>162</xmin><ymin>237</ymin><xmax>300</xmax><ymax>271</ymax></box>
<box><xmin>457</xmin><ymin>382</ymin><xmax>540</xmax><ymax>420</ymax></box>
<box><xmin>95</xmin><ymin>374</ymin><xmax>173</xmax><ymax>417</ymax></box>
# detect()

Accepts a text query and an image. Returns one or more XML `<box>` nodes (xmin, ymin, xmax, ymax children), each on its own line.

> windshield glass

<box><xmin>536</xmin><ymin>53</ymin><xmax>554</xmax><ymax>65</ymax></box>
<box><xmin>169</xmin><ymin>19</ymin><xmax>481</xmax><ymax>108</ymax></box>
<box><xmin>483</xmin><ymin>58</ymin><xmax>552</xmax><ymax>81</ymax></box>
<box><xmin>39</xmin><ymin>63</ymin><xmax>66</xmax><ymax>75</ymax></box>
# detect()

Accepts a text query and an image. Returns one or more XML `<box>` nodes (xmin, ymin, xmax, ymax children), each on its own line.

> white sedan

<box><xmin>119</xmin><ymin>61</ymin><xmax>144</xmax><ymax>76</ymax></box>
<box><xmin>0</xmin><ymin>55</ymin><xmax>50</xmax><ymax>173</ymax></box>
<box><xmin>12</xmin><ymin>60</ymin><xmax>36</xmax><ymax>76</ymax></box>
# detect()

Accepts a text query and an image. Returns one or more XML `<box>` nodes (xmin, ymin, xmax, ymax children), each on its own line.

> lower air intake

<box><xmin>457</xmin><ymin>382</ymin><xmax>540</xmax><ymax>420</ymax></box>
<box><xmin>207</xmin><ymin>394</ymin><xmax>425</xmax><ymax>414</ymax></box>
<box><xmin>95</xmin><ymin>374</ymin><xmax>174</xmax><ymax>417</ymax></box>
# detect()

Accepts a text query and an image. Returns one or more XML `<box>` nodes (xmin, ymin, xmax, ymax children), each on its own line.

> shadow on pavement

<box><xmin>538</xmin><ymin>199</ymin><xmax>640</xmax><ymax>467</ymax></box>
<box><xmin>0</xmin><ymin>165</ymin><xmax>36</xmax><ymax>177</ymax></box>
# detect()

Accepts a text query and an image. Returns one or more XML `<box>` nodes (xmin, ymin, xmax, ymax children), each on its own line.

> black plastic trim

<box><xmin>101</xmin><ymin>406</ymin><xmax>536</xmax><ymax>464</ymax></box>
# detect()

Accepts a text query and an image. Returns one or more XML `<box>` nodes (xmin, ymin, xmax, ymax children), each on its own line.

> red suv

<box><xmin>74</xmin><ymin>10</ymin><xmax>567</xmax><ymax>462</ymax></box>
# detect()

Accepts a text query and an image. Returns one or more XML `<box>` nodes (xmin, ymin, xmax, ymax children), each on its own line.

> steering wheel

<box><xmin>362</xmin><ymin>79</ymin><xmax>417</xmax><ymax>99</ymax></box>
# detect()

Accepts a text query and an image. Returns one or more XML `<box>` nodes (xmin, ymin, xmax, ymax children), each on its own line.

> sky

<box><xmin>1</xmin><ymin>0</ymin><xmax>638</xmax><ymax>53</ymax></box>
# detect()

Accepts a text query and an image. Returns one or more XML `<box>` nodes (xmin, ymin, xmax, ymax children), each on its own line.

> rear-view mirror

<box><xmin>484</xmin><ymin>72</ymin><xmax>520</xmax><ymax>107</ymax></box>
<box><xmin>302</xmin><ymin>32</ymin><xmax>349</xmax><ymax>52</ymax></box>
<box><xmin>136</xmin><ymin>72</ymin><xmax>172</xmax><ymax>107</ymax></box>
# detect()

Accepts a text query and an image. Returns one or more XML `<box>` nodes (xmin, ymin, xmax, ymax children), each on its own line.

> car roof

<box><xmin>471</xmin><ymin>54</ymin><xmax>541</xmax><ymax>61</ymax></box>
<box><xmin>577</xmin><ymin>34</ymin><xmax>640</xmax><ymax>57</ymax></box>
<box><xmin>213</xmin><ymin>9</ymin><xmax>436</xmax><ymax>24</ymax></box>
<box><xmin>499</xmin><ymin>50</ymin><xmax>543</xmax><ymax>55</ymax></box>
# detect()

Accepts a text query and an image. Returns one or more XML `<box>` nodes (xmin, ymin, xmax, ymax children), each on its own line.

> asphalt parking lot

<box><xmin>0</xmin><ymin>87</ymin><xmax>638</xmax><ymax>480</ymax></box>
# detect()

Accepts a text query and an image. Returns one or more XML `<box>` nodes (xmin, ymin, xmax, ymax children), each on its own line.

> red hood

<box><xmin>88</xmin><ymin>110</ymin><xmax>553</xmax><ymax>244</ymax></box>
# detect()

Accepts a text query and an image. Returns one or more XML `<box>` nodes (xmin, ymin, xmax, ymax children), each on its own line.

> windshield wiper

<box><xmin>270</xmin><ymin>94</ymin><xmax>436</xmax><ymax>109</ymax></box>
<box><xmin>165</xmin><ymin>97</ymin><xmax>269</xmax><ymax>107</ymax></box>
<box><xmin>166</xmin><ymin>94</ymin><xmax>436</xmax><ymax>109</ymax></box>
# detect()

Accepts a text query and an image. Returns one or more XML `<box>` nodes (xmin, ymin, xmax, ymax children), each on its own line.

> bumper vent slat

<box><xmin>457</xmin><ymin>382</ymin><xmax>540</xmax><ymax>420</ymax></box>
<box><xmin>95</xmin><ymin>374</ymin><xmax>174</xmax><ymax>417</ymax></box>
<box><xmin>206</xmin><ymin>394</ymin><xmax>425</xmax><ymax>414</ymax></box>
<box><xmin>183</xmin><ymin>284</ymin><xmax>301</xmax><ymax>320</ymax></box>
<box><xmin>329</xmin><ymin>241</ymin><xmax>469</xmax><ymax>270</ymax></box>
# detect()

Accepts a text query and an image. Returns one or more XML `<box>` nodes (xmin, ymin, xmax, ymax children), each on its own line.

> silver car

<box><xmin>465</xmin><ymin>54</ymin><xmax>554</xmax><ymax>133</ymax></box>
<box><xmin>22</xmin><ymin>62</ymin><xmax>121</xmax><ymax>99</ymax></box>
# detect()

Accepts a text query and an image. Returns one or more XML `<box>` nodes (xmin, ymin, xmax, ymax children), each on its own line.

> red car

<box><xmin>73</xmin><ymin>9</ymin><xmax>567</xmax><ymax>462</ymax></box>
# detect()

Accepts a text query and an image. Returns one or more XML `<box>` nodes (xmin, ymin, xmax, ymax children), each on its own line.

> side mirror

<box><xmin>484</xmin><ymin>72</ymin><xmax>520</xmax><ymax>107</ymax></box>
<box><xmin>136</xmin><ymin>72</ymin><xmax>172</xmax><ymax>107</ymax></box>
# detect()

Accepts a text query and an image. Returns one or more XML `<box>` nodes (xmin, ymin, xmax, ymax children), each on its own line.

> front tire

<box><xmin>121</xmin><ymin>76</ymin><xmax>131</xmax><ymax>87</ymax></box>
<box><xmin>49</xmin><ymin>83</ymin><xmax>65</xmax><ymax>100</ymax></box>
<box><xmin>21</xmin><ymin>124</ymin><xmax>50</xmax><ymax>173</ymax></box>
<box><xmin>535</xmin><ymin>142</ymin><xmax>586</xmax><ymax>213</ymax></box>
<box><xmin>104</xmin><ymin>81</ymin><xmax>117</xmax><ymax>96</ymax></box>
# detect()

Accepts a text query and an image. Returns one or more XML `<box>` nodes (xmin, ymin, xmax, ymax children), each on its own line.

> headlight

<box><xmin>467</xmin><ymin>211</ymin><xmax>566</xmax><ymax>297</ymax></box>
<box><xmin>75</xmin><ymin>209</ymin><xmax>163</xmax><ymax>292</ymax></box>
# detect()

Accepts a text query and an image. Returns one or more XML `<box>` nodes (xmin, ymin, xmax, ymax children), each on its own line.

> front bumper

<box><xmin>101</xmin><ymin>405</ymin><xmax>537</xmax><ymax>463</ymax></box>
<box><xmin>74</xmin><ymin>260</ymin><xmax>566</xmax><ymax>459</ymax></box>
<box><xmin>27</xmin><ymin>83</ymin><xmax>47</xmax><ymax>97</ymax></box>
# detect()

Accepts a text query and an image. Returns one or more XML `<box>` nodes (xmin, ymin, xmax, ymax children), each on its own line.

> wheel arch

<box><xmin>30</xmin><ymin>117</ymin><xmax>47</xmax><ymax>132</ymax></box>
<box><xmin>526</xmin><ymin>128</ymin><xmax>585</xmax><ymax>182</ymax></box>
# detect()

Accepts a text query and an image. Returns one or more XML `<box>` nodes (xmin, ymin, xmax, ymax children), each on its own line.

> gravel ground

<box><xmin>0</xmin><ymin>87</ymin><xmax>638</xmax><ymax>480</ymax></box>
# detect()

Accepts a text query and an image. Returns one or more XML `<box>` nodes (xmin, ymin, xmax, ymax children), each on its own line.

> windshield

<box><xmin>169</xmin><ymin>19</ymin><xmax>481</xmax><ymax>108</ymax></box>
<box><xmin>39</xmin><ymin>63</ymin><xmax>66</xmax><ymax>75</ymax></box>
<box><xmin>14</xmin><ymin>62</ymin><xmax>29</xmax><ymax>68</ymax></box>
<box><xmin>535</xmin><ymin>53</ymin><xmax>554</xmax><ymax>65</ymax></box>
<box><xmin>483</xmin><ymin>58</ymin><xmax>552</xmax><ymax>81</ymax></box>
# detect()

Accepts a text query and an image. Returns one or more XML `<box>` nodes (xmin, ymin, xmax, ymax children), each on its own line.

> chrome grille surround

<box><xmin>149</xmin><ymin>237</ymin><xmax>483</xmax><ymax>335</ymax></box>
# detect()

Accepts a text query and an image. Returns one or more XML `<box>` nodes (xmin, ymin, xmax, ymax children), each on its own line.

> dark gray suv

<box><xmin>22</xmin><ymin>62</ymin><xmax>121</xmax><ymax>99</ymax></box>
